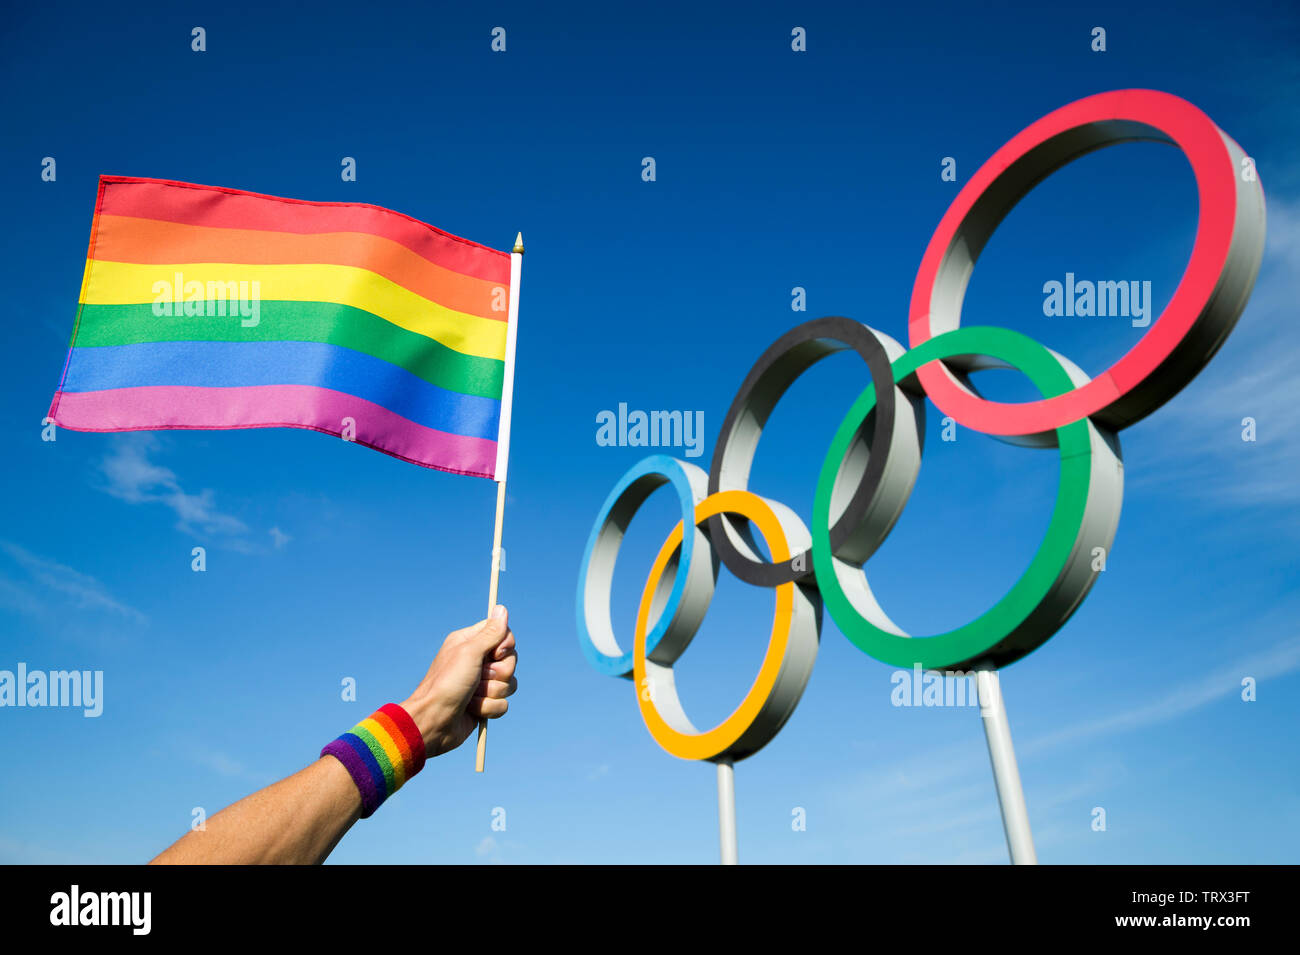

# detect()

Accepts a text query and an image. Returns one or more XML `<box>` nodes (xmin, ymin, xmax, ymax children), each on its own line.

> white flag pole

<box><xmin>716</xmin><ymin>758</ymin><xmax>738</xmax><ymax>865</ymax></box>
<box><xmin>976</xmin><ymin>667</ymin><xmax>1037</xmax><ymax>864</ymax></box>
<box><xmin>475</xmin><ymin>232</ymin><xmax>524</xmax><ymax>773</ymax></box>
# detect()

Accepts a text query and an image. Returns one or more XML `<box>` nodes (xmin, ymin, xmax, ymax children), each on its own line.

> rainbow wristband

<box><xmin>321</xmin><ymin>703</ymin><xmax>427</xmax><ymax>818</ymax></box>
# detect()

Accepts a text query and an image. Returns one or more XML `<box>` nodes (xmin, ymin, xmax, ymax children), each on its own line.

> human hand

<box><xmin>400</xmin><ymin>605</ymin><xmax>518</xmax><ymax>758</ymax></box>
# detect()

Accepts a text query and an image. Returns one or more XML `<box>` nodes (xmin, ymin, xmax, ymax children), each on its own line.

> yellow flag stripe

<box><xmin>83</xmin><ymin>260</ymin><xmax>507</xmax><ymax>361</ymax></box>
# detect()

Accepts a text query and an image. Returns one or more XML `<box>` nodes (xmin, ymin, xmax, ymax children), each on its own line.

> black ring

<box><xmin>706</xmin><ymin>316</ymin><xmax>909</xmax><ymax>587</ymax></box>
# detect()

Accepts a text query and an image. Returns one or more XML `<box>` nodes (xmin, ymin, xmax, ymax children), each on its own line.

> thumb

<box><xmin>472</xmin><ymin>604</ymin><xmax>509</xmax><ymax>653</ymax></box>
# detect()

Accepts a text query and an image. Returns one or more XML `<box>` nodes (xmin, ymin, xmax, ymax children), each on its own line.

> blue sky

<box><xmin>2</xmin><ymin>0</ymin><xmax>1298</xmax><ymax>864</ymax></box>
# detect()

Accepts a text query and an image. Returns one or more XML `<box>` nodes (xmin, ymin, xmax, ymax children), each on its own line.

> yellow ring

<box><xmin>633</xmin><ymin>490</ymin><xmax>797</xmax><ymax>761</ymax></box>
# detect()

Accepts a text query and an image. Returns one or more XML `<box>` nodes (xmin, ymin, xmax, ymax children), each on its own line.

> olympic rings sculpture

<box><xmin>576</xmin><ymin>89</ymin><xmax>1266</xmax><ymax>763</ymax></box>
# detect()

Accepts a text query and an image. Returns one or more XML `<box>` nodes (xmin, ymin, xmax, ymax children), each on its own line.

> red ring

<box><xmin>908</xmin><ymin>89</ymin><xmax>1247</xmax><ymax>435</ymax></box>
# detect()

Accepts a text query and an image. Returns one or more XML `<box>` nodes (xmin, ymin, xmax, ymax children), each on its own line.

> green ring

<box><xmin>811</xmin><ymin>326</ymin><xmax>1096</xmax><ymax>670</ymax></box>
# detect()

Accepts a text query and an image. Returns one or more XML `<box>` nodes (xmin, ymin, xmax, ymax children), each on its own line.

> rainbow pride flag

<box><xmin>48</xmin><ymin>176</ymin><xmax>515</xmax><ymax>479</ymax></box>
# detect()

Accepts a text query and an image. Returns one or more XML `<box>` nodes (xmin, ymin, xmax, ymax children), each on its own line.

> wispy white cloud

<box><xmin>268</xmin><ymin>526</ymin><xmax>291</xmax><ymax>549</ymax></box>
<box><xmin>474</xmin><ymin>835</ymin><xmax>516</xmax><ymax>864</ymax></box>
<box><xmin>171</xmin><ymin>738</ymin><xmax>265</xmax><ymax>784</ymax></box>
<box><xmin>828</xmin><ymin>635</ymin><xmax>1300</xmax><ymax>861</ymax></box>
<box><xmin>1021</xmin><ymin>635</ymin><xmax>1300</xmax><ymax>756</ymax></box>
<box><xmin>96</xmin><ymin>435</ymin><xmax>249</xmax><ymax>539</ymax></box>
<box><xmin>0</xmin><ymin>575</ymin><xmax>48</xmax><ymax>619</ymax></box>
<box><xmin>0</xmin><ymin>540</ymin><xmax>145</xmax><ymax>623</ymax></box>
<box><xmin>1130</xmin><ymin>197</ymin><xmax>1300</xmax><ymax>513</ymax></box>
<box><xmin>0</xmin><ymin>835</ymin><xmax>84</xmax><ymax>864</ymax></box>
<box><xmin>186</xmin><ymin>747</ymin><xmax>250</xmax><ymax>779</ymax></box>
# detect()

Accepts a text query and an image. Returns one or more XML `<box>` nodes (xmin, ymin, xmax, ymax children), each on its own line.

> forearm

<box><xmin>149</xmin><ymin>756</ymin><xmax>361</xmax><ymax>865</ymax></box>
<box><xmin>148</xmin><ymin>608</ymin><xmax>516</xmax><ymax>865</ymax></box>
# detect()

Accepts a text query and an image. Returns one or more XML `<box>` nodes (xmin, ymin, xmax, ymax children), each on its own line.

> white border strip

<box><xmin>493</xmin><ymin>239</ymin><xmax>523</xmax><ymax>482</ymax></box>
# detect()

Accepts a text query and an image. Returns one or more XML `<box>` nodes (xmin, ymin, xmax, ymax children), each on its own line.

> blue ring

<box><xmin>575</xmin><ymin>455</ymin><xmax>705</xmax><ymax>677</ymax></box>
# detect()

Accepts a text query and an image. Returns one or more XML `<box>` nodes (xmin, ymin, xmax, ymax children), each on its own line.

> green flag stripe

<box><xmin>71</xmin><ymin>300</ymin><xmax>504</xmax><ymax>400</ymax></box>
